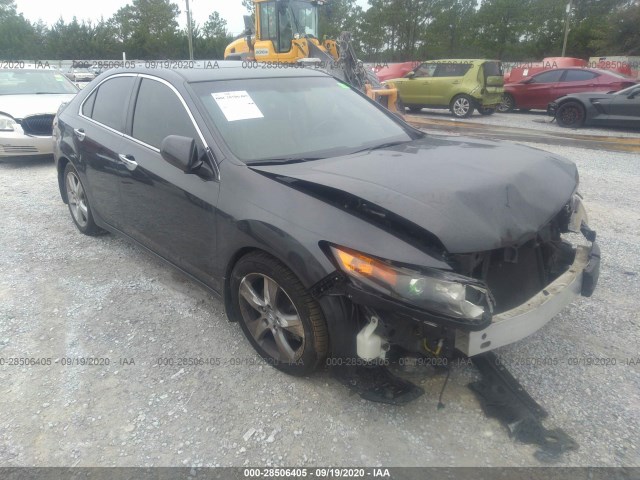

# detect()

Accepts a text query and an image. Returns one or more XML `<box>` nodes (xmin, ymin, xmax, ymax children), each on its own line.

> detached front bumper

<box><xmin>455</xmin><ymin>241</ymin><xmax>600</xmax><ymax>356</ymax></box>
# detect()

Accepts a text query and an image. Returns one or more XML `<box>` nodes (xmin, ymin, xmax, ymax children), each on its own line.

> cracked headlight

<box><xmin>0</xmin><ymin>115</ymin><xmax>17</xmax><ymax>132</ymax></box>
<box><xmin>330</xmin><ymin>245</ymin><xmax>492</xmax><ymax>322</ymax></box>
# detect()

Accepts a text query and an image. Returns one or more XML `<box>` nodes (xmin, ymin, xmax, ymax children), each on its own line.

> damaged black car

<box><xmin>53</xmin><ymin>64</ymin><xmax>600</xmax><ymax>383</ymax></box>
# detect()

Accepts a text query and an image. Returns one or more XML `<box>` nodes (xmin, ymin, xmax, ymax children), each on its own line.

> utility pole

<box><xmin>561</xmin><ymin>0</ymin><xmax>573</xmax><ymax>57</ymax></box>
<box><xmin>186</xmin><ymin>0</ymin><xmax>194</xmax><ymax>60</ymax></box>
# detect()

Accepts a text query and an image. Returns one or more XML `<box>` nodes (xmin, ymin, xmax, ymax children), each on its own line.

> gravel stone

<box><xmin>0</xmin><ymin>139</ymin><xmax>638</xmax><ymax>467</ymax></box>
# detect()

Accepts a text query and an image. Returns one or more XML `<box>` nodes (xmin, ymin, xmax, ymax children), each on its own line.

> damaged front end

<box><xmin>315</xmin><ymin>191</ymin><xmax>600</xmax><ymax>364</ymax></box>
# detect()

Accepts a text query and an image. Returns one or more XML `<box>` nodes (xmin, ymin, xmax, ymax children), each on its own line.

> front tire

<box><xmin>556</xmin><ymin>101</ymin><xmax>586</xmax><ymax>128</ymax></box>
<box><xmin>450</xmin><ymin>95</ymin><xmax>475</xmax><ymax>118</ymax></box>
<box><xmin>230</xmin><ymin>252</ymin><xmax>329</xmax><ymax>376</ymax></box>
<box><xmin>63</xmin><ymin>163</ymin><xmax>102</xmax><ymax>236</ymax></box>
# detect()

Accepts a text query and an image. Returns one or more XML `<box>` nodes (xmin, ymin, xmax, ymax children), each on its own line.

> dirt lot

<box><xmin>0</xmin><ymin>125</ymin><xmax>638</xmax><ymax>467</ymax></box>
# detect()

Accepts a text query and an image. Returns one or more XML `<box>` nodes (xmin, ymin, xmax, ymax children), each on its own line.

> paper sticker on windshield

<box><xmin>212</xmin><ymin>91</ymin><xmax>264</xmax><ymax>122</ymax></box>
<box><xmin>54</xmin><ymin>74</ymin><xmax>66</xmax><ymax>82</ymax></box>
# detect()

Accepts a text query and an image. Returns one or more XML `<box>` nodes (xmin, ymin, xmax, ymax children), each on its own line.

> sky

<box><xmin>14</xmin><ymin>0</ymin><xmax>370</xmax><ymax>37</ymax></box>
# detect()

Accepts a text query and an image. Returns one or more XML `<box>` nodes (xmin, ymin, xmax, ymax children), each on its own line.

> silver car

<box><xmin>0</xmin><ymin>68</ymin><xmax>78</xmax><ymax>160</ymax></box>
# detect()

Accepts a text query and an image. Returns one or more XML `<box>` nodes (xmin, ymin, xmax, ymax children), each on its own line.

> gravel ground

<box><xmin>0</xmin><ymin>142</ymin><xmax>638</xmax><ymax>467</ymax></box>
<box><xmin>412</xmin><ymin>108</ymin><xmax>640</xmax><ymax>138</ymax></box>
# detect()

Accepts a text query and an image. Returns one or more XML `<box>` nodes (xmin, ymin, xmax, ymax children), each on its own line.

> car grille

<box><xmin>20</xmin><ymin>114</ymin><xmax>55</xmax><ymax>136</ymax></box>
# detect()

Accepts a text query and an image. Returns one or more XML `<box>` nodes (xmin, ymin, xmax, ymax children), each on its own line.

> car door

<box><xmin>117</xmin><ymin>76</ymin><xmax>221</xmax><ymax>288</ymax></box>
<box><xmin>431</xmin><ymin>62</ymin><xmax>473</xmax><ymax>106</ymax></box>
<box><xmin>75</xmin><ymin>74</ymin><xmax>136</xmax><ymax>228</ymax></box>
<box><xmin>555</xmin><ymin>69</ymin><xmax>600</xmax><ymax>98</ymax></box>
<box><xmin>399</xmin><ymin>62</ymin><xmax>437</xmax><ymax>105</ymax></box>
<box><xmin>520</xmin><ymin>69</ymin><xmax>564</xmax><ymax>109</ymax></box>
<box><xmin>602</xmin><ymin>86</ymin><xmax>640</xmax><ymax>125</ymax></box>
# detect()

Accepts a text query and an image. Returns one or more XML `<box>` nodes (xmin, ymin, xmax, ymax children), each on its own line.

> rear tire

<box><xmin>450</xmin><ymin>95</ymin><xmax>475</xmax><ymax>118</ymax></box>
<box><xmin>556</xmin><ymin>101</ymin><xmax>586</xmax><ymax>128</ymax></box>
<box><xmin>230</xmin><ymin>252</ymin><xmax>329</xmax><ymax>376</ymax></box>
<box><xmin>63</xmin><ymin>163</ymin><xmax>103</xmax><ymax>236</ymax></box>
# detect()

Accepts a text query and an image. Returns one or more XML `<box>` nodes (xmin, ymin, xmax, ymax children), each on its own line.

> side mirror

<box><xmin>406</xmin><ymin>71</ymin><xmax>416</xmax><ymax>79</ymax></box>
<box><xmin>160</xmin><ymin>135</ymin><xmax>198</xmax><ymax>173</ymax></box>
<box><xmin>523</xmin><ymin>78</ymin><xmax>534</xmax><ymax>84</ymax></box>
<box><xmin>628</xmin><ymin>90</ymin><xmax>639</xmax><ymax>99</ymax></box>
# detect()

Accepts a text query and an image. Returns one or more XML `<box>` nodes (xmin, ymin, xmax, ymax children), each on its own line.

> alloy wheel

<box><xmin>453</xmin><ymin>97</ymin><xmax>471</xmax><ymax>116</ymax></box>
<box><xmin>238</xmin><ymin>273</ymin><xmax>305</xmax><ymax>363</ymax></box>
<box><xmin>66</xmin><ymin>171</ymin><xmax>89</xmax><ymax>228</ymax></box>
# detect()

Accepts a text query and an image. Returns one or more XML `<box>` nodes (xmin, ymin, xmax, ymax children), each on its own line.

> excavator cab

<box><xmin>224</xmin><ymin>0</ymin><xmax>400</xmax><ymax>113</ymax></box>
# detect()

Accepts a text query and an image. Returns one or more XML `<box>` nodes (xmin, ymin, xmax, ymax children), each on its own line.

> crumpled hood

<box><xmin>251</xmin><ymin>136</ymin><xmax>578</xmax><ymax>254</ymax></box>
<box><xmin>0</xmin><ymin>94</ymin><xmax>77</xmax><ymax>119</ymax></box>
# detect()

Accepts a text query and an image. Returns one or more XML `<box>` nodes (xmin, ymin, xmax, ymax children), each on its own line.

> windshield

<box><xmin>192</xmin><ymin>76</ymin><xmax>413</xmax><ymax>163</ymax></box>
<box><xmin>288</xmin><ymin>0</ymin><xmax>317</xmax><ymax>36</ymax></box>
<box><xmin>0</xmin><ymin>70</ymin><xmax>78</xmax><ymax>95</ymax></box>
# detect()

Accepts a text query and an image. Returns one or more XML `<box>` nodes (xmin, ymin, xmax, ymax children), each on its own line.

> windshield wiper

<box><xmin>247</xmin><ymin>157</ymin><xmax>325</xmax><ymax>166</ymax></box>
<box><xmin>351</xmin><ymin>140</ymin><xmax>412</xmax><ymax>155</ymax></box>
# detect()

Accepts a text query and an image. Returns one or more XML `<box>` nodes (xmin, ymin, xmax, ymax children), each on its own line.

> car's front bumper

<box><xmin>455</xmin><ymin>241</ymin><xmax>600</xmax><ymax>356</ymax></box>
<box><xmin>0</xmin><ymin>129</ymin><xmax>54</xmax><ymax>158</ymax></box>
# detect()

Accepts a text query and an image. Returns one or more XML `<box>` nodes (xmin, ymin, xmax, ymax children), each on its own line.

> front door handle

<box><xmin>118</xmin><ymin>154</ymin><xmax>138</xmax><ymax>171</ymax></box>
<box><xmin>73</xmin><ymin>128</ymin><xmax>85</xmax><ymax>141</ymax></box>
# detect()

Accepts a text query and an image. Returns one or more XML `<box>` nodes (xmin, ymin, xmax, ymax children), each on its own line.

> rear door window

<box><xmin>433</xmin><ymin>63</ymin><xmax>472</xmax><ymax>77</ymax></box>
<box><xmin>90</xmin><ymin>76</ymin><xmax>135</xmax><ymax>132</ymax></box>
<box><xmin>562</xmin><ymin>70</ymin><xmax>598</xmax><ymax>82</ymax></box>
<box><xmin>131</xmin><ymin>78</ymin><xmax>198</xmax><ymax>150</ymax></box>
<box><xmin>530</xmin><ymin>70</ymin><xmax>564</xmax><ymax>83</ymax></box>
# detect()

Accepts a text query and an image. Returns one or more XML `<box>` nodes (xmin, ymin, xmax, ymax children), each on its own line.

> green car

<box><xmin>385</xmin><ymin>59</ymin><xmax>505</xmax><ymax>118</ymax></box>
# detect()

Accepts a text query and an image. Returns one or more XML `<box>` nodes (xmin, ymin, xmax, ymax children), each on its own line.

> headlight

<box><xmin>0</xmin><ymin>115</ymin><xmax>17</xmax><ymax>132</ymax></box>
<box><xmin>330</xmin><ymin>245</ymin><xmax>492</xmax><ymax>322</ymax></box>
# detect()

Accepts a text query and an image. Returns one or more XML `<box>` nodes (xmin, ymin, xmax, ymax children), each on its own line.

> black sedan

<box><xmin>53</xmin><ymin>64</ymin><xmax>599</xmax><ymax>379</ymax></box>
<box><xmin>548</xmin><ymin>83</ymin><xmax>640</xmax><ymax>128</ymax></box>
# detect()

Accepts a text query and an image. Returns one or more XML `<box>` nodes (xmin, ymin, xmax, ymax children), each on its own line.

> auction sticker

<box><xmin>212</xmin><ymin>91</ymin><xmax>264</xmax><ymax>122</ymax></box>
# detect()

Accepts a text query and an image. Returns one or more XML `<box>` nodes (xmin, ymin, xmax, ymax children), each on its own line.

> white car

<box><xmin>0</xmin><ymin>68</ymin><xmax>78</xmax><ymax>160</ymax></box>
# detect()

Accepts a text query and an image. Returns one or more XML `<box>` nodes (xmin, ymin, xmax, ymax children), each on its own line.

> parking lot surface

<box><xmin>0</xmin><ymin>132</ymin><xmax>638</xmax><ymax>467</ymax></box>
<box><xmin>412</xmin><ymin>109</ymin><xmax>640</xmax><ymax>139</ymax></box>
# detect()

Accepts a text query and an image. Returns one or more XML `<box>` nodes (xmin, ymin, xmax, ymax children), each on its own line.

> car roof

<box><xmin>97</xmin><ymin>61</ymin><xmax>331</xmax><ymax>83</ymax></box>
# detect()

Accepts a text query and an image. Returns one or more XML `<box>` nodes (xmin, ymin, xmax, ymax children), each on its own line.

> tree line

<box><xmin>1</xmin><ymin>0</ymin><xmax>639</xmax><ymax>62</ymax></box>
<box><xmin>319</xmin><ymin>0</ymin><xmax>640</xmax><ymax>62</ymax></box>
<box><xmin>0</xmin><ymin>0</ymin><xmax>232</xmax><ymax>60</ymax></box>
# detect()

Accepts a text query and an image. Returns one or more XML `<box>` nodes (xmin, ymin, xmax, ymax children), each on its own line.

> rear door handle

<box><xmin>73</xmin><ymin>128</ymin><xmax>85</xmax><ymax>141</ymax></box>
<box><xmin>118</xmin><ymin>154</ymin><xmax>138</xmax><ymax>171</ymax></box>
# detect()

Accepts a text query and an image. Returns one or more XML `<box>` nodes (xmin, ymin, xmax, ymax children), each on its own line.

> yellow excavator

<box><xmin>224</xmin><ymin>0</ymin><xmax>400</xmax><ymax>113</ymax></box>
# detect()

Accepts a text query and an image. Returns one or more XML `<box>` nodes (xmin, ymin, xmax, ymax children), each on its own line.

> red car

<box><xmin>375</xmin><ymin>62</ymin><xmax>420</xmax><ymax>82</ymax></box>
<box><xmin>499</xmin><ymin>67</ymin><xmax>637</xmax><ymax>112</ymax></box>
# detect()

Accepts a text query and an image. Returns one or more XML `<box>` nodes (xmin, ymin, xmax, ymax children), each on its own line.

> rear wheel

<box><xmin>450</xmin><ymin>95</ymin><xmax>475</xmax><ymax>118</ymax></box>
<box><xmin>230</xmin><ymin>252</ymin><xmax>329</xmax><ymax>376</ymax></box>
<box><xmin>497</xmin><ymin>93</ymin><xmax>515</xmax><ymax>113</ymax></box>
<box><xmin>63</xmin><ymin>163</ymin><xmax>102</xmax><ymax>236</ymax></box>
<box><xmin>556</xmin><ymin>101</ymin><xmax>586</xmax><ymax>128</ymax></box>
